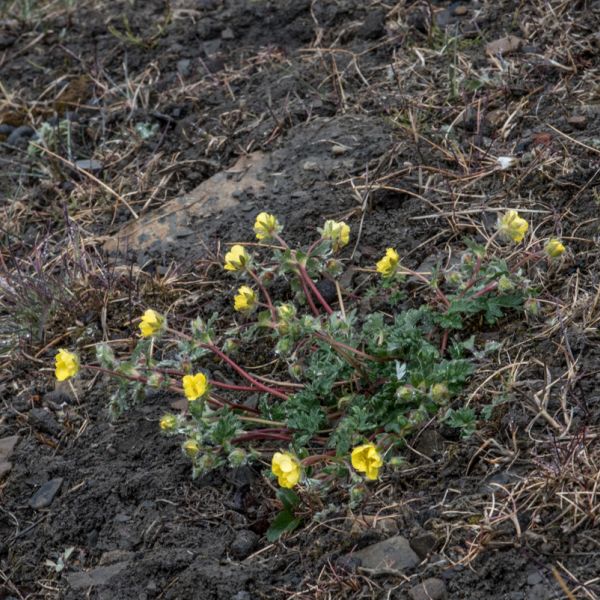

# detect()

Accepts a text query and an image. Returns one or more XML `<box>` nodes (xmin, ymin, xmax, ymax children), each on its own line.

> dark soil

<box><xmin>2</xmin><ymin>0</ymin><xmax>600</xmax><ymax>598</ymax></box>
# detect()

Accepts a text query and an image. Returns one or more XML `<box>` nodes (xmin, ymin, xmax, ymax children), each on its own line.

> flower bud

<box><xmin>288</xmin><ymin>363</ymin><xmax>303</xmax><ymax>380</ymax></box>
<box><xmin>183</xmin><ymin>439</ymin><xmax>200</xmax><ymax>458</ymax></box>
<box><xmin>524</xmin><ymin>297</ymin><xmax>540</xmax><ymax>316</ymax></box>
<box><xmin>395</xmin><ymin>385</ymin><xmax>413</xmax><ymax>401</ymax></box>
<box><xmin>497</xmin><ymin>275</ymin><xmax>514</xmax><ymax>292</ymax></box>
<box><xmin>430</xmin><ymin>383</ymin><xmax>449</xmax><ymax>403</ymax></box>
<box><xmin>228</xmin><ymin>448</ymin><xmax>247</xmax><ymax>467</ymax></box>
<box><xmin>337</xmin><ymin>395</ymin><xmax>353</xmax><ymax>410</ymax></box>
<box><xmin>159</xmin><ymin>414</ymin><xmax>177</xmax><ymax>432</ymax></box>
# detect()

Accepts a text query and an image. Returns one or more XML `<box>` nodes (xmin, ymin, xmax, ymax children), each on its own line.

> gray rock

<box><xmin>352</xmin><ymin>536</ymin><xmax>420</xmax><ymax>573</ymax></box>
<box><xmin>28</xmin><ymin>408</ymin><xmax>61</xmax><ymax>437</ymax></box>
<box><xmin>99</xmin><ymin>550</ymin><xmax>135</xmax><ymax>566</ymax></box>
<box><xmin>0</xmin><ymin>435</ymin><xmax>19</xmax><ymax>459</ymax></box>
<box><xmin>66</xmin><ymin>561</ymin><xmax>130</xmax><ymax>590</ymax></box>
<box><xmin>0</xmin><ymin>123</ymin><xmax>15</xmax><ymax>137</ymax></box>
<box><xmin>528</xmin><ymin>584</ymin><xmax>551</xmax><ymax>600</ymax></box>
<box><xmin>526</xmin><ymin>571</ymin><xmax>543</xmax><ymax>586</ymax></box>
<box><xmin>6</xmin><ymin>125</ymin><xmax>34</xmax><ymax>146</ymax></box>
<box><xmin>230</xmin><ymin>529</ymin><xmax>259</xmax><ymax>560</ymax></box>
<box><xmin>414</xmin><ymin>430</ymin><xmax>445</xmax><ymax>458</ymax></box>
<box><xmin>74</xmin><ymin>159</ymin><xmax>103</xmax><ymax>173</ymax></box>
<box><xmin>409</xmin><ymin>578</ymin><xmax>447</xmax><ymax>600</ymax></box>
<box><xmin>231</xmin><ymin>592</ymin><xmax>252</xmax><ymax>600</ymax></box>
<box><xmin>0</xmin><ymin>435</ymin><xmax>19</xmax><ymax>479</ymax></box>
<box><xmin>0</xmin><ymin>33</ymin><xmax>16</xmax><ymax>49</ymax></box>
<box><xmin>177</xmin><ymin>58</ymin><xmax>191</xmax><ymax>77</ymax></box>
<box><xmin>29</xmin><ymin>477</ymin><xmax>64</xmax><ymax>509</ymax></box>
<box><xmin>221</xmin><ymin>27</ymin><xmax>235</xmax><ymax>40</ymax></box>
<box><xmin>410</xmin><ymin>531</ymin><xmax>438</xmax><ymax>559</ymax></box>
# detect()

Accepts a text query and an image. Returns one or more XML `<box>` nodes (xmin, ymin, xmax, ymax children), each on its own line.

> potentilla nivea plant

<box><xmin>53</xmin><ymin>209</ymin><xmax>566</xmax><ymax>536</ymax></box>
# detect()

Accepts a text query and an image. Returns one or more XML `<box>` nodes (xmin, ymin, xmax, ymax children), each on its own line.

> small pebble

<box><xmin>408</xmin><ymin>578</ymin><xmax>447</xmax><ymax>600</ymax></box>
<box><xmin>230</xmin><ymin>530</ymin><xmax>259</xmax><ymax>560</ymax></box>
<box><xmin>29</xmin><ymin>477</ymin><xmax>64</xmax><ymax>509</ymax></box>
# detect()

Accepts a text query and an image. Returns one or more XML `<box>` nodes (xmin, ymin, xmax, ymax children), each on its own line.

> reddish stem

<box><xmin>299</xmin><ymin>263</ymin><xmax>334</xmax><ymax>314</ymax></box>
<box><xmin>248</xmin><ymin>268</ymin><xmax>277</xmax><ymax>321</ymax></box>
<box><xmin>206</xmin><ymin>343</ymin><xmax>289</xmax><ymax>401</ymax></box>
<box><xmin>299</xmin><ymin>273</ymin><xmax>321</xmax><ymax>316</ymax></box>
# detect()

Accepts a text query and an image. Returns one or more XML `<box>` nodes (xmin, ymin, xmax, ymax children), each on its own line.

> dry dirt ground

<box><xmin>1</xmin><ymin>1</ymin><xmax>600</xmax><ymax>598</ymax></box>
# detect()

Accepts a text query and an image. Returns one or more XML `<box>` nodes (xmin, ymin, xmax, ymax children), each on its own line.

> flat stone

<box><xmin>29</xmin><ymin>477</ymin><xmax>63</xmax><ymax>509</ymax></box>
<box><xmin>526</xmin><ymin>571</ymin><xmax>543</xmax><ymax>586</ymax></box>
<box><xmin>486</xmin><ymin>35</ymin><xmax>525</xmax><ymax>56</ymax></box>
<box><xmin>99</xmin><ymin>550</ymin><xmax>135</xmax><ymax>566</ymax></box>
<box><xmin>349</xmin><ymin>514</ymin><xmax>399</xmax><ymax>536</ymax></box>
<box><xmin>66</xmin><ymin>561</ymin><xmax>130</xmax><ymax>590</ymax></box>
<box><xmin>410</xmin><ymin>531</ymin><xmax>438</xmax><ymax>559</ymax></box>
<box><xmin>567</xmin><ymin>115</ymin><xmax>587</xmax><ymax>130</ymax></box>
<box><xmin>0</xmin><ymin>435</ymin><xmax>19</xmax><ymax>459</ymax></box>
<box><xmin>74</xmin><ymin>159</ymin><xmax>103</xmax><ymax>173</ymax></box>
<box><xmin>409</xmin><ymin>578</ymin><xmax>447</xmax><ymax>600</ymax></box>
<box><xmin>0</xmin><ymin>461</ymin><xmax>13</xmax><ymax>478</ymax></box>
<box><xmin>352</xmin><ymin>535</ymin><xmax>420</xmax><ymax>573</ymax></box>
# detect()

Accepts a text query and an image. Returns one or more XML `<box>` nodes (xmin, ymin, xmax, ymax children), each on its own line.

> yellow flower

<box><xmin>234</xmin><ymin>285</ymin><xmax>257</xmax><ymax>312</ymax></box>
<box><xmin>351</xmin><ymin>443</ymin><xmax>383</xmax><ymax>480</ymax></box>
<box><xmin>159</xmin><ymin>414</ymin><xmax>177</xmax><ymax>431</ymax></box>
<box><xmin>182</xmin><ymin>372</ymin><xmax>208</xmax><ymax>401</ymax></box>
<box><xmin>271</xmin><ymin>451</ymin><xmax>302</xmax><ymax>488</ymax></box>
<box><xmin>224</xmin><ymin>245</ymin><xmax>250</xmax><ymax>272</ymax></box>
<box><xmin>497</xmin><ymin>210</ymin><xmax>529</xmax><ymax>243</ymax></box>
<box><xmin>376</xmin><ymin>248</ymin><xmax>400</xmax><ymax>278</ymax></box>
<box><xmin>322</xmin><ymin>220</ymin><xmax>350</xmax><ymax>252</ymax></box>
<box><xmin>183</xmin><ymin>439</ymin><xmax>200</xmax><ymax>458</ymax></box>
<box><xmin>545</xmin><ymin>238</ymin><xmax>565</xmax><ymax>258</ymax></box>
<box><xmin>254</xmin><ymin>212</ymin><xmax>281</xmax><ymax>240</ymax></box>
<box><xmin>54</xmin><ymin>349</ymin><xmax>80</xmax><ymax>381</ymax></box>
<box><xmin>139</xmin><ymin>309</ymin><xmax>165</xmax><ymax>338</ymax></box>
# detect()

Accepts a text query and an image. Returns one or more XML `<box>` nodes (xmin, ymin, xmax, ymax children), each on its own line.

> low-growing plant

<box><xmin>52</xmin><ymin>209</ymin><xmax>567</xmax><ymax>534</ymax></box>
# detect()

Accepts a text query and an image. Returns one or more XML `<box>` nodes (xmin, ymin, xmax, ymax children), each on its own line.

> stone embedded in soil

<box><xmin>74</xmin><ymin>159</ymin><xmax>103</xmax><ymax>173</ymax></box>
<box><xmin>567</xmin><ymin>115</ymin><xmax>587</xmax><ymax>130</ymax></box>
<box><xmin>485</xmin><ymin>35</ymin><xmax>525</xmax><ymax>56</ymax></box>
<box><xmin>410</xmin><ymin>531</ymin><xmax>438</xmax><ymax>559</ymax></box>
<box><xmin>351</xmin><ymin>535</ymin><xmax>420</xmax><ymax>573</ymax></box>
<box><xmin>0</xmin><ymin>435</ymin><xmax>19</xmax><ymax>479</ymax></box>
<box><xmin>230</xmin><ymin>529</ymin><xmax>259</xmax><ymax>560</ymax></box>
<box><xmin>99</xmin><ymin>550</ymin><xmax>135</xmax><ymax>566</ymax></box>
<box><xmin>6</xmin><ymin>125</ymin><xmax>34</xmax><ymax>146</ymax></box>
<box><xmin>349</xmin><ymin>514</ymin><xmax>399</xmax><ymax>536</ymax></box>
<box><xmin>66</xmin><ymin>561</ymin><xmax>130</xmax><ymax>590</ymax></box>
<box><xmin>28</xmin><ymin>408</ymin><xmax>61</xmax><ymax>437</ymax></box>
<box><xmin>408</xmin><ymin>578</ymin><xmax>447</xmax><ymax>600</ymax></box>
<box><xmin>29</xmin><ymin>478</ymin><xmax>64</xmax><ymax>509</ymax></box>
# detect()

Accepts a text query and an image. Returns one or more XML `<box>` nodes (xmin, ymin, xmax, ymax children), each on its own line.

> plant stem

<box><xmin>299</xmin><ymin>273</ymin><xmax>320</xmax><ymax>316</ymax></box>
<box><xmin>248</xmin><ymin>268</ymin><xmax>276</xmax><ymax>321</ymax></box>
<box><xmin>298</xmin><ymin>263</ymin><xmax>334</xmax><ymax>314</ymax></box>
<box><xmin>166</xmin><ymin>328</ymin><xmax>290</xmax><ymax>401</ymax></box>
<box><xmin>205</xmin><ymin>343</ymin><xmax>289</xmax><ymax>401</ymax></box>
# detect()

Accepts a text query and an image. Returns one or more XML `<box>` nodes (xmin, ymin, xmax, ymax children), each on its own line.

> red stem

<box><xmin>205</xmin><ymin>343</ymin><xmax>289</xmax><ymax>401</ymax></box>
<box><xmin>299</xmin><ymin>263</ymin><xmax>334</xmax><ymax>314</ymax></box>
<box><xmin>299</xmin><ymin>274</ymin><xmax>321</xmax><ymax>316</ymax></box>
<box><xmin>248</xmin><ymin>268</ymin><xmax>277</xmax><ymax>321</ymax></box>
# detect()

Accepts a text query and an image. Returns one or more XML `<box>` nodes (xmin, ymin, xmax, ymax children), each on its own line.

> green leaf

<box><xmin>277</xmin><ymin>488</ymin><xmax>300</xmax><ymax>511</ymax></box>
<box><xmin>266</xmin><ymin>509</ymin><xmax>302</xmax><ymax>542</ymax></box>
